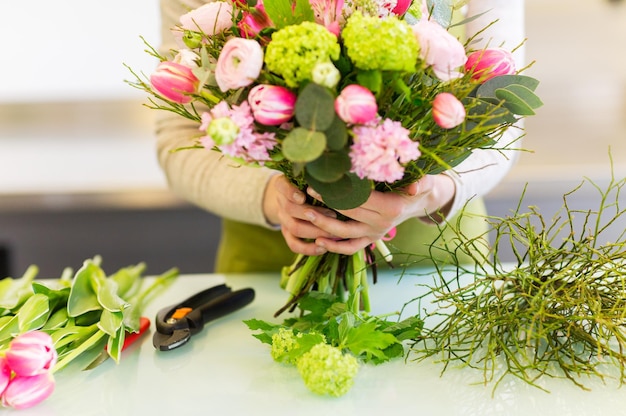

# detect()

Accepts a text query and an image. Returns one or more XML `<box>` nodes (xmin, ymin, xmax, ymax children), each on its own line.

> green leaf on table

<box><xmin>306</xmin><ymin>151</ymin><xmax>351</xmax><ymax>183</ymax></box>
<box><xmin>106</xmin><ymin>325</ymin><xmax>126</xmax><ymax>364</ymax></box>
<box><xmin>67</xmin><ymin>261</ymin><xmax>104</xmax><ymax>317</ymax></box>
<box><xmin>110</xmin><ymin>263</ymin><xmax>146</xmax><ymax>299</ymax></box>
<box><xmin>243</xmin><ymin>319</ymin><xmax>279</xmax><ymax>345</ymax></box>
<box><xmin>382</xmin><ymin>316</ymin><xmax>424</xmax><ymax>342</ymax></box>
<box><xmin>343</xmin><ymin>321</ymin><xmax>399</xmax><ymax>363</ymax></box>
<box><xmin>295</xmin><ymin>83</ymin><xmax>335</xmax><ymax>131</ymax></box>
<box><xmin>98</xmin><ymin>309</ymin><xmax>124</xmax><ymax>336</ymax></box>
<box><xmin>17</xmin><ymin>293</ymin><xmax>50</xmax><ymax>332</ymax></box>
<box><xmin>305</xmin><ymin>172</ymin><xmax>372</xmax><ymax>210</ymax></box>
<box><xmin>282</xmin><ymin>128</ymin><xmax>327</xmax><ymax>163</ymax></box>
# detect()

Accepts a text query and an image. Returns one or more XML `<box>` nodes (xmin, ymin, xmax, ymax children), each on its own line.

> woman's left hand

<box><xmin>303</xmin><ymin>174</ymin><xmax>456</xmax><ymax>255</ymax></box>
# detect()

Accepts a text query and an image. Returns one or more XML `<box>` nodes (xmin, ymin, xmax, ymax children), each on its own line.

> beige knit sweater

<box><xmin>155</xmin><ymin>0</ymin><xmax>526</xmax><ymax>227</ymax></box>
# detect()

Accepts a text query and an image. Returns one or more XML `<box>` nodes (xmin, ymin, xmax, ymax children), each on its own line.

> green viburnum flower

<box><xmin>342</xmin><ymin>11</ymin><xmax>419</xmax><ymax>72</ymax></box>
<box><xmin>264</xmin><ymin>22</ymin><xmax>340</xmax><ymax>88</ymax></box>
<box><xmin>296</xmin><ymin>343</ymin><xmax>359</xmax><ymax>397</ymax></box>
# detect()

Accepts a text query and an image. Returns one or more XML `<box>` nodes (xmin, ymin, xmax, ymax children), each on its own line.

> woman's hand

<box><xmin>304</xmin><ymin>174</ymin><xmax>456</xmax><ymax>255</ymax></box>
<box><xmin>263</xmin><ymin>175</ymin><xmax>338</xmax><ymax>256</ymax></box>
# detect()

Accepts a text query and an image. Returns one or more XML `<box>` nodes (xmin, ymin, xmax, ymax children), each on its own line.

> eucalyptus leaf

<box><xmin>324</xmin><ymin>116</ymin><xmax>348</xmax><ymax>151</ymax></box>
<box><xmin>282</xmin><ymin>128</ymin><xmax>327</xmax><ymax>163</ymax></box>
<box><xmin>67</xmin><ymin>261</ymin><xmax>104</xmax><ymax>317</ymax></box>
<box><xmin>476</xmin><ymin>74</ymin><xmax>540</xmax><ymax>99</ymax></box>
<box><xmin>495</xmin><ymin>87</ymin><xmax>536</xmax><ymax>116</ymax></box>
<box><xmin>306</xmin><ymin>151</ymin><xmax>351</xmax><ymax>183</ymax></box>
<box><xmin>295</xmin><ymin>83</ymin><xmax>336</xmax><ymax>131</ymax></box>
<box><xmin>427</xmin><ymin>0</ymin><xmax>454</xmax><ymax>27</ymax></box>
<box><xmin>499</xmin><ymin>84</ymin><xmax>543</xmax><ymax>110</ymax></box>
<box><xmin>305</xmin><ymin>172</ymin><xmax>372</xmax><ymax>210</ymax></box>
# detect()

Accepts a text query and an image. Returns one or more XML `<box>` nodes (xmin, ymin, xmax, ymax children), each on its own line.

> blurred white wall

<box><xmin>0</xmin><ymin>0</ymin><xmax>161</xmax><ymax>102</ymax></box>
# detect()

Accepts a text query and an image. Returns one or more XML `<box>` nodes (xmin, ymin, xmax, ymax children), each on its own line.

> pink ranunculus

<box><xmin>413</xmin><ymin>19</ymin><xmax>468</xmax><ymax>81</ymax></box>
<box><xmin>432</xmin><ymin>92</ymin><xmax>466</xmax><ymax>129</ymax></box>
<box><xmin>179</xmin><ymin>2</ymin><xmax>233</xmax><ymax>36</ymax></box>
<box><xmin>335</xmin><ymin>84</ymin><xmax>378</xmax><ymax>125</ymax></box>
<box><xmin>1</xmin><ymin>373</ymin><xmax>55</xmax><ymax>410</ymax></box>
<box><xmin>391</xmin><ymin>0</ymin><xmax>412</xmax><ymax>15</ymax></box>
<box><xmin>248</xmin><ymin>84</ymin><xmax>297</xmax><ymax>126</ymax></box>
<box><xmin>465</xmin><ymin>48</ymin><xmax>516</xmax><ymax>82</ymax></box>
<box><xmin>150</xmin><ymin>61</ymin><xmax>199</xmax><ymax>104</ymax></box>
<box><xmin>238</xmin><ymin>2</ymin><xmax>273</xmax><ymax>39</ymax></box>
<box><xmin>0</xmin><ymin>357</ymin><xmax>11</xmax><ymax>395</ymax></box>
<box><xmin>5</xmin><ymin>331</ymin><xmax>57</xmax><ymax>377</ymax></box>
<box><xmin>215</xmin><ymin>38</ymin><xmax>264</xmax><ymax>92</ymax></box>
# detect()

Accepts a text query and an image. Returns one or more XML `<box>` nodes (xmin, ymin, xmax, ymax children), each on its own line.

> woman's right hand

<box><xmin>263</xmin><ymin>175</ymin><xmax>337</xmax><ymax>256</ymax></box>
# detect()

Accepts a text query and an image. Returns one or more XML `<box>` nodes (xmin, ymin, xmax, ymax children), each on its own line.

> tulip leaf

<box><xmin>67</xmin><ymin>261</ymin><xmax>104</xmax><ymax>317</ymax></box>
<box><xmin>94</xmin><ymin>277</ymin><xmax>130</xmax><ymax>313</ymax></box>
<box><xmin>305</xmin><ymin>172</ymin><xmax>372</xmax><ymax>210</ymax></box>
<box><xmin>295</xmin><ymin>83</ymin><xmax>336</xmax><ymax>131</ymax></box>
<box><xmin>283</xmin><ymin>128</ymin><xmax>327</xmax><ymax>163</ymax></box>
<box><xmin>324</xmin><ymin>116</ymin><xmax>348</xmax><ymax>151</ymax></box>
<box><xmin>110</xmin><ymin>263</ymin><xmax>146</xmax><ymax>299</ymax></box>
<box><xmin>0</xmin><ymin>315</ymin><xmax>19</xmax><ymax>345</ymax></box>
<box><xmin>98</xmin><ymin>309</ymin><xmax>124</xmax><ymax>337</ymax></box>
<box><xmin>306</xmin><ymin>151</ymin><xmax>351</xmax><ymax>183</ymax></box>
<box><xmin>42</xmin><ymin>308</ymin><xmax>69</xmax><ymax>331</ymax></box>
<box><xmin>17</xmin><ymin>293</ymin><xmax>50</xmax><ymax>332</ymax></box>
<box><xmin>495</xmin><ymin>87</ymin><xmax>536</xmax><ymax>116</ymax></box>
<box><xmin>106</xmin><ymin>326</ymin><xmax>126</xmax><ymax>364</ymax></box>
<box><xmin>54</xmin><ymin>329</ymin><xmax>108</xmax><ymax>373</ymax></box>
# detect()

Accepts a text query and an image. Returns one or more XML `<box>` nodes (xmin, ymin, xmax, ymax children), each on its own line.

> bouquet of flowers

<box><xmin>128</xmin><ymin>0</ymin><xmax>542</xmax><ymax>317</ymax></box>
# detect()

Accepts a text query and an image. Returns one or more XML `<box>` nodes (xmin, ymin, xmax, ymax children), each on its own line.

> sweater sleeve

<box><xmin>443</xmin><ymin>0</ymin><xmax>526</xmax><ymax>219</ymax></box>
<box><xmin>156</xmin><ymin>0</ymin><xmax>279</xmax><ymax>227</ymax></box>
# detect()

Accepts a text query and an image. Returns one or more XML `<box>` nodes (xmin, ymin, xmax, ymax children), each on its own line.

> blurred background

<box><xmin>0</xmin><ymin>0</ymin><xmax>625</xmax><ymax>278</ymax></box>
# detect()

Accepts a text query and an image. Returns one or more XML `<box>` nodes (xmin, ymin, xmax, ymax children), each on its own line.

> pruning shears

<box><xmin>152</xmin><ymin>283</ymin><xmax>255</xmax><ymax>351</ymax></box>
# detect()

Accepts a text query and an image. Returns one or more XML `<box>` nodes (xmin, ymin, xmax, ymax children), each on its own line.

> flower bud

<box><xmin>150</xmin><ymin>61</ymin><xmax>200</xmax><ymax>104</ymax></box>
<box><xmin>181</xmin><ymin>30</ymin><xmax>203</xmax><ymax>49</ymax></box>
<box><xmin>1</xmin><ymin>373</ymin><xmax>55</xmax><ymax>410</ymax></box>
<box><xmin>335</xmin><ymin>84</ymin><xmax>378</xmax><ymax>125</ymax></box>
<box><xmin>238</xmin><ymin>3</ymin><xmax>273</xmax><ymax>39</ymax></box>
<box><xmin>0</xmin><ymin>357</ymin><xmax>11</xmax><ymax>395</ymax></box>
<box><xmin>465</xmin><ymin>48</ymin><xmax>516</xmax><ymax>82</ymax></box>
<box><xmin>312</xmin><ymin>62</ymin><xmax>340</xmax><ymax>89</ymax></box>
<box><xmin>248</xmin><ymin>84</ymin><xmax>297</xmax><ymax>126</ymax></box>
<box><xmin>207</xmin><ymin>117</ymin><xmax>240</xmax><ymax>145</ymax></box>
<box><xmin>391</xmin><ymin>0</ymin><xmax>412</xmax><ymax>15</ymax></box>
<box><xmin>432</xmin><ymin>92</ymin><xmax>465</xmax><ymax>129</ymax></box>
<box><xmin>5</xmin><ymin>331</ymin><xmax>57</xmax><ymax>377</ymax></box>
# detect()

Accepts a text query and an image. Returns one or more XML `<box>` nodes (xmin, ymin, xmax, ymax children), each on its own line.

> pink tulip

<box><xmin>5</xmin><ymin>331</ymin><xmax>57</xmax><ymax>377</ymax></box>
<box><xmin>1</xmin><ymin>373</ymin><xmax>55</xmax><ymax>410</ymax></box>
<box><xmin>248</xmin><ymin>84</ymin><xmax>297</xmax><ymax>126</ymax></box>
<box><xmin>465</xmin><ymin>48</ymin><xmax>516</xmax><ymax>82</ymax></box>
<box><xmin>179</xmin><ymin>2</ymin><xmax>233</xmax><ymax>36</ymax></box>
<box><xmin>215</xmin><ymin>38</ymin><xmax>264</xmax><ymax>92</ymax></box>
<box><xmin>432</xmin><ymin>92</ymin><xmax>466</xmax><ymax>129</ymax></box>
<box><xmin>335</xmin><ymin>84</ymin><xmax>378</xmax><ymax>125</ymax></box>
<box><xmin>238</xmin><ymin>2</ymin><xmax>273</xmax><ymax>38</ymax></box>
<box><xmin>0</xmin><ymin>357</ymin><xmax>11</xmax><ymax>395</ymax></box>
<box><xmin>413</xmin><ymin>19</ymin><xmax>468</xmax><ymax>81</ymax></box>
<box><xmin>391</xmin><ymin>0</ymin><xmax>412</xmax><ymax>15</ymax></box>
<box><xmin>150</xmin><ymin>61</ymin><xmax>199</xmax><ymax>104</ymax></box>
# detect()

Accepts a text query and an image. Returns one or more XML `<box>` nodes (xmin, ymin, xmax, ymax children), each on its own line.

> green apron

<box><xmin>215</xmin><ymin>198</ymin><xmax>488</xmax><ymax>273</ymax></box>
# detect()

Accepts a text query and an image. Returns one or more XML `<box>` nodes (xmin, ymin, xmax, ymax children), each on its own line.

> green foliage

<box><xmin>407</xmin><ymin>160</ymin><xmax>626</xmax><ymax>393</ymax></box>
<box><xmin>0</xmin><ymin>256</ymin><xmax>179</xmax><ymax>372</ymax></box>
<box><xmin>245</xmin><ymin>290</ymin><xmax>422</xmax><ymax>396</ymax></box>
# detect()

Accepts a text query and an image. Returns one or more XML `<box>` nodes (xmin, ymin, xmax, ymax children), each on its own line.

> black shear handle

<box><xmin>192</xmin><ymin>288</ymin><xmax>256</xmax><ymax>333</ymax></box>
